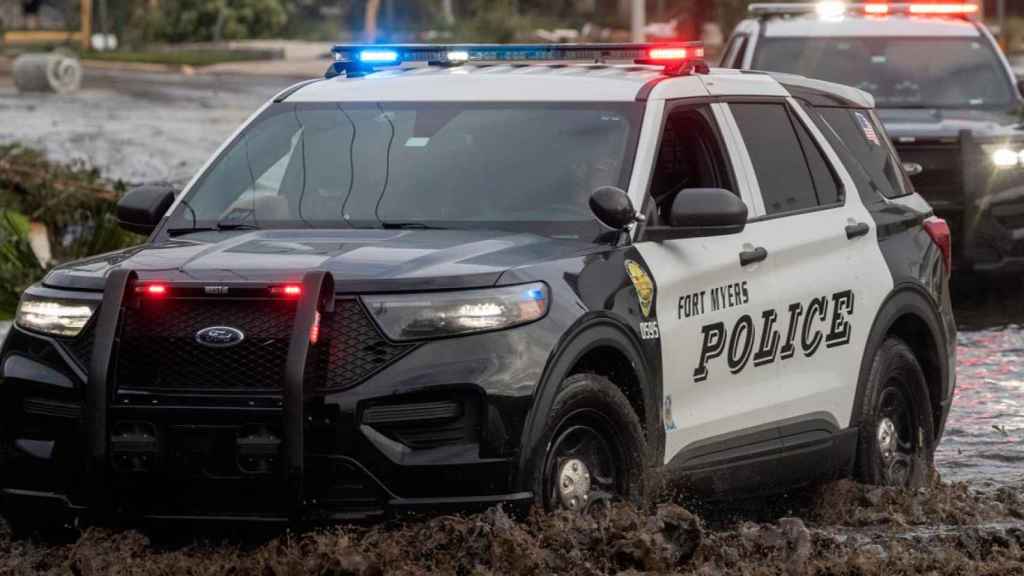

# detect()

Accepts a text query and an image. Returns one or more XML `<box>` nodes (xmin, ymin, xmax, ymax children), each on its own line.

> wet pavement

<box><xmin>0</xmin><ymin>68</ymin><xmax>296</xmax><ymax>184</ymax></box>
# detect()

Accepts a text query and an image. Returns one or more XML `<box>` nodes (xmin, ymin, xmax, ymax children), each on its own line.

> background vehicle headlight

<box><xmin>364</xmin><ymin>283</ymin><xmax>549</xmax><ymax>341</ymax></box>
<box><xmin>982</xmin><ymin>144</ymin><xmax>1024</xmax><ymax>169</ymax></box>
<box><xmin>15</xmin><ymin>295</ymin><xmax>96</xmax><ymax>337</ymax></box>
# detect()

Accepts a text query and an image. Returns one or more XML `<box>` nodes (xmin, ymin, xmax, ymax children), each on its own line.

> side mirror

<box><xmin>903</xmin><ymin>162</ymin><xmax>923</xmax><ymax>177</ymax></box>
<box><xmin>1017</xmin><ymin>78</ymin><xmax>1024</xmax><ymax>99</ymax></box>
<box><xmin>117</xmin><ymin>184</ymin><xmax>176</xmax><ymax>235</ymax></box>
<box><xmin>644</xmin><ymin>188</ymin><xmax>747</xmax><ymax>242</ymax></box>
<box><xmin>589</xmin><ymin>186</ymin><xmax>637</xmax><ymax>230</ymax></box>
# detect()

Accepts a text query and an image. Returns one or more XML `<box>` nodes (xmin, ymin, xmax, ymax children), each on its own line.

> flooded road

<box><xmin>0</xmin><ymin>70</ymin><xmax>1021</xmax><ymax>491</ymax></box>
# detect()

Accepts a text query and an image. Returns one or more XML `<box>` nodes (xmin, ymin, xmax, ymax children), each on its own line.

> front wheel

<box><xmin>529</xmin><ymin>374</ymin><xmax>647</xmax><ymax>512</ymax></box>
<box><xmin>856</xmin><ymin>337</ymin><xmax>936</xmax><ymax>488</ymax></box>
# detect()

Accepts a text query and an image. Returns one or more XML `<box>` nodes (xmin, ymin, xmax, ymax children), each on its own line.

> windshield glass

<box><xmin>167</xmin><ymin>102</ymin><xmax>643</xmax><ymax>241</ymax></box>
<box><xmin>753</xmin><ymin>37</ymin><xmax>1016</xmax><ymax>109</ymax></box>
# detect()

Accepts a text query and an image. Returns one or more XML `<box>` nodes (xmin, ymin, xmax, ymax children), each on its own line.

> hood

<box><xmin>877</xmin><ymin>107</ymin><xmax>1022</xmax><ymax>142</ymax></box>
<box><xmin>44</xmin><ymin>229</ymin><xmax>597</xmax><ymax>292</ymax></box>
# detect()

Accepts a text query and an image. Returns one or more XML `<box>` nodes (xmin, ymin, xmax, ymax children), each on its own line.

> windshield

<box><xmin>167</xmin><ymin>102</ymin><xmax>642</xmax><ymax>241</ymax></box>
<box><xmin>753</xmin><ymin>36</ymin><xmax>1016</xmax><ymax>109</ymax></box>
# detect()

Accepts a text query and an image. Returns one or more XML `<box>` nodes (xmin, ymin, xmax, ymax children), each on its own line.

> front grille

<box><xmin>896</xmin><ymin>142</ymin><xmax>963</xmax><ymax>208</ymax></box>
<box><xmin>116</xmin><ymin>299</ymin><xmax>297</xmax><ymax>392</ymax></box>
<box><xmin>310</xmin><ymin>299</ymin><xmax>415</xmax><ymax>391</ymax></box>
<box><xmin>114</xmin><ymin>295</ymin><xmax>412</xmax><ymax>393</ymax></box>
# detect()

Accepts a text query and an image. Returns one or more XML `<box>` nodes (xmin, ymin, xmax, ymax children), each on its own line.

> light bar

<box><xmin>327</xmin><ymin>42</ymin><xmax>706</xmax><ymax>78</ymax></box>
<box><xmin>749</xmin><ymin>2</ymin><xmax>978</xmax><ymax>18</ymax></box>
<box><xmin>908</xmin><ymin>3</ymin><xmax>977</xmax><ymax>14</ymax></box>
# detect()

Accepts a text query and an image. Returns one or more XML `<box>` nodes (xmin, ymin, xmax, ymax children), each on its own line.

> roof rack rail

<box><xmin>749</xmin><ymin>2</ymin><xmax>979</xmax><ymax>20</ymax></box>
<box><xmin>325</xmin><ymin>42</ymin><xmax>707</xmax><ymax>78</ymax></box>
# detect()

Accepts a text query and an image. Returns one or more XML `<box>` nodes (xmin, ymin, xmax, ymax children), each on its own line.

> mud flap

<box><xmin>85</xmin><ymin>268</ymin><xmax>136</xmax><ymax>513</ymax></box>
<box><xmin>283</xmin><ymin>270</ymin><xmax>335</xmax><ymax>517</ymax></box>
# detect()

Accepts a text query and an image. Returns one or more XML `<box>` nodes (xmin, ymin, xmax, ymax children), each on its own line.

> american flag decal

<box><xmin>855</xmin><ymin>111</ymin><xmax>881</xmax><ymax>146</ymax></box>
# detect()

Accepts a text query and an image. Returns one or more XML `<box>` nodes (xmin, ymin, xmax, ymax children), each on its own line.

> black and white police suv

<box><xmin>1</xmin><ymin>42</ymin><xmax>956</xmax><ymax>530</ymax></box>
<box><xmin>724</xmin><ymin>2</ymin><xmax>1024</xmax><ymax>273</ymax></box>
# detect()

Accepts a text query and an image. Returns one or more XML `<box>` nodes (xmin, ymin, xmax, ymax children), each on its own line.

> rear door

<box><xmin>721</xmin><ymin>98</ymin><xmax>893</xmax><ymax>455</ymax></box>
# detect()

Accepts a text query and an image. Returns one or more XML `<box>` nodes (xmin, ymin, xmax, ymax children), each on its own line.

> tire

<box><xmin>856</xmin><ymin>337</ymin><xmax>936</xmax><ymax>489</ymax></box>
<box><xmin>528</xmin><ymin>373</ymin><xmax>647</xmax><ymax>512</ymax></box>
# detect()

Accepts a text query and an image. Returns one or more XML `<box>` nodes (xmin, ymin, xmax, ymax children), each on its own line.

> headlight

<box><xmin>15</xmin><ymin>295</ymin><xmax>96</xmax><ymax>337</ymax></box>
<box><xmin>982</xmin><ymin>144</ymin><xmax>1024</xmax><ymax>169</ymax></box>
<box><xmin>364</xmin><ymin>283</ymin><xmax>549</xmax><ymax>341</ymax></box>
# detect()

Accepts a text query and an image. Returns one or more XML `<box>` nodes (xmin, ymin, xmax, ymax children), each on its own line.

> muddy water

<box><xmin>937</xmin><ymin>325</ymin><xmax>1024</xmax><ymax>487</ymax></box>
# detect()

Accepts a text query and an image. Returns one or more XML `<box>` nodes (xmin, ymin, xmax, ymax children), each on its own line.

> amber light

<box><xmin>864</xmin><ymin>4</ymin><xmax>890</xmax><ymax>14</ymax></box>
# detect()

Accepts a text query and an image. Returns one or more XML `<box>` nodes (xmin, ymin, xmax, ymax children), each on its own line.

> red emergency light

<box><xmin>907</xmin><ymin>3</ymin><xmax>978</xmax><ymax>15</ymax></box>
<box><xmin>270</xmin><ymin>284</ymin><xmax>303</xmax><ymax>298</ymax></box>
<box><xmin>135</xmin><ymin>284</ymin><xmax>168</xmax><ymax>296</ymax></box>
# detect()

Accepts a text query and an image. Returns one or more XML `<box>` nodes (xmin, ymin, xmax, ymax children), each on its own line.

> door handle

<box><xmin>739</xmin><ymin>246</ymin><xmax>767</xmax><ymax>267</ymax></box>
<box><xmin>846</xmin><ymin>222</ymin><xmax>871</xmax><ymax>239</ymax></box>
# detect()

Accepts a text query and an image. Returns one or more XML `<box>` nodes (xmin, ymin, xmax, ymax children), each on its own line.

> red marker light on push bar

<box><xmin>271</xmin><ymin>284</ymin><xmax>303</xmax><ymax>297</ymax></box>
<box><xmin>144</xmin><ymin>284</ymin><xmax>167</xmax><ymax>296</ymax></box>
<box><xmin>310</xmin><ymin>311</ymin><xmax>321</xmax><ymax>344</ymax></box>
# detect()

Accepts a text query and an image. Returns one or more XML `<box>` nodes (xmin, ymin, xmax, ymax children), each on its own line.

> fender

<box><xmin>514</xmin><ymin>314</ymin><xmax>663</xmax><ymax>490</ymax></box>
<box><xmin>850</xmin><ymin>283</ymin><xmax>951</xmax><ymax>432</ymax></box>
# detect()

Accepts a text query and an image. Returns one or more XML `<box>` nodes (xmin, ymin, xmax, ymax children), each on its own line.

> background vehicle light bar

<box><xmin>329</xmin><ymin>42</ymin><xmax>704</xmax><ymax>71</ymax></box>
<box><xmin>749</xmin><ymin>2</ymin><xmax>978</xmax><ymax>18</ymax></box>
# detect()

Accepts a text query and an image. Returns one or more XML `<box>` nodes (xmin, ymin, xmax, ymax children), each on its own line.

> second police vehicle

<box><xmin>0</xmin><ymin>43</ymin><xmax>956</xmax><ymax>529</ymax></box>
<box><xmin>725</xmin><ymin>1</ymin><xmax>1024</xmax><ymax>273</ymax></box>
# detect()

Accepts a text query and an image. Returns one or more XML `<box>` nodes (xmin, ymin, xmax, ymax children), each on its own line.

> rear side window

<box><xmin>721</xmin><ymin>34</ymin><xmax>749</xmax><ymax>68</ymax></box>
<box><xmin>806</xmin><ymin>106</ymin><xmax>909</xmax><ymax>199</ymax></box>
<box><xmin>730</xmin><ymin>102</ymin><xmax>840</xmax><ymax>215</ymax></box>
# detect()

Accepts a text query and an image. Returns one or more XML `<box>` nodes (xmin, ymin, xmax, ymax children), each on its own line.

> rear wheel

<box><xmin>856</xmin><ymin>337</ymin><xmax>935</xmax><ymax>488</ymax></box>
<box><xmin>530</xmin><ymin>374</ymin><xmax>646</xmax><ymax>511</ymax></box>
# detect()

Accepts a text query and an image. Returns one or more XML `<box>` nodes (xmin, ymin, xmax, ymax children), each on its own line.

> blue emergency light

<box><xmin>326</xmin><ymin>42</ymin><xmax>707</xmax><ymax>78</ymax></box>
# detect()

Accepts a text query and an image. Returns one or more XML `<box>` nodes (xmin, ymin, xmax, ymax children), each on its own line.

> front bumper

<box><xmin>900</xmin><ymin>135</ymin><xmax>1024</xmax><ymax>274</ymax></box>
<box><xmin>0</xmin><ymin>271</ymin><xmax>543</xmax><ymax>523</ymax></box>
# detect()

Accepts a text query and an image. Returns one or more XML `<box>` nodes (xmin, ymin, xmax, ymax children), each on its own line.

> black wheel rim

<box><xmin>544</xmin><ymin>409</ymin><xmax>624</xmax><ymax>512</ymax></box>
<box><xmin>876</xmin><ymin>382</ymin><xmax>916</xmax><ymax>486</ymax></box>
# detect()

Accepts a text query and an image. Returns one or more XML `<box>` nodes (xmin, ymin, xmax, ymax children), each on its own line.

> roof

<box><xmin>761</xmin><ymin>15</ymin><xmax>980</xmax><ymax>37</ymax></box>
<box><xmin>287</xmin><ymin>64</ymin><xmax>663</xmax><ymax>102</ymax></box>
<box><xmin>282</xmin><ymin>63</ymin><xmax>873</xmax><ymax>109</ymax></box>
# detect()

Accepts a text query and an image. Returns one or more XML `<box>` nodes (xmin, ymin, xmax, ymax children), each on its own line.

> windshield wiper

<box><xmin>381</xmin><ymin>222</ymin><xmax>448</xmax><ymax>230</ymax></box>
<box><xmin>166</xmin><ymin>222</ymin><xmax>261</xmax><ymax>236</ymax></box>
<box><xmin>215</xmin><ymin>222</ymin><xmax>260</xmax><ymax>231</ymax></box>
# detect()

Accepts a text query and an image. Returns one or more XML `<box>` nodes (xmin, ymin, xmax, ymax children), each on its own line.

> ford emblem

<box><xmin>195</xmin><ymin>326</ymin><xmax>245</xmax><ymax>348</ymax></box>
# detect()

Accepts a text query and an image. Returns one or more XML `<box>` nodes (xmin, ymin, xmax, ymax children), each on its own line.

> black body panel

<box><xmin>0</xmin><ymin>228</ymin><xmax>666</xmax><ymax>522</ymax></box>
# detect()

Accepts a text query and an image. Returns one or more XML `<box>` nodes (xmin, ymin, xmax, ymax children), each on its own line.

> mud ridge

<box><xmin>2</xmin><ymin>479</ymin><xmax>1023</xmax><ymax>575</ymax></box>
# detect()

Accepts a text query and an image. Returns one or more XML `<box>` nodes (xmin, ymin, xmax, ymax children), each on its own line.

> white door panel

<box><xmin>636</xmin><ymin>230</ymin><xmax>781</xmax><ymax>464</ymax></box>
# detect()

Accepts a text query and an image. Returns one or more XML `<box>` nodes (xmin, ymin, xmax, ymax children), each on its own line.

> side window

<box><xmin>806</xmin><ymin>105</ymin><xmax>910</xmax><ymax>199</ymax></box>
<box><xmin>646</xmin><ymin>104</ymin><xmax>734</xmax><ymax>226</ymax></box>
<box><xmin>720</xmin><ymin>34</ymin><xmax>749</xmax><ymax>68</ymax></box>
<box><xmin>731</xmin><ymin>102</ymin><xmax>839</xmax><ymax>215</ymax></box>
<box><xmin>792</xmin><ymin>112</ymin><xmax>842</xmax><ymax>206</ymax></box>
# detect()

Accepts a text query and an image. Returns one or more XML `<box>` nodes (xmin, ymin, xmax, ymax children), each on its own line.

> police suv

<box><xmin>0</xmin><ymin>43</ymin><xmax>956</xmax><ymax>530</ymax></box>
<box><xmin>724</xmin><ymin>2</ymin><xmax>1024</xmax><ymax>273</ymax></box>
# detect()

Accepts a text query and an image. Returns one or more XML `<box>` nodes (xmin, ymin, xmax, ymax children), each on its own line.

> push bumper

<box><xmin>0</xmin><ymin>269</ymin><xmax>534</xmax><ymax>523</ymax></box>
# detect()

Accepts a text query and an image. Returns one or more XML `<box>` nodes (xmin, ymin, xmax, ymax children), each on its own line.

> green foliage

<box><xmin>0</xmin><ymin>145</ymin><xmax>142</xmax><ymax>317</ymax></box>
<box><xmin>0</xmin><ymin>211</ymin><xmax>44</xmax><ymax>320</ymax></box>
<box><xmin>81</xmin><ymin>49</ymin><xmax>273</xmax><ymax>67</ymax></box>
<box><xmin>154</xmin><ymin>0</ymin><xmax>289</xmax><ymax>43</ymax></box>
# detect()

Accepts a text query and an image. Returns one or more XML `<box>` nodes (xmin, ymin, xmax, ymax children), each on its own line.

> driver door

<box><xmin>633</xmin><ymin>101</ymin><xmax>783</xmax><ymax>490</ymax></box>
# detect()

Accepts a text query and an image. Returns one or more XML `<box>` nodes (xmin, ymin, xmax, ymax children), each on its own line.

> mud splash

<box><xmin>2</xmin><ymin>479</ymin><xmax>1023</xmax><ymax>576</ymax></box>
